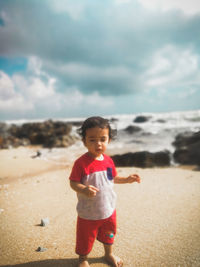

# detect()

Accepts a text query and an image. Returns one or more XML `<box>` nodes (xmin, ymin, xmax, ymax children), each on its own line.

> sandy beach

<box><xmin>0</xmin><ymin>147</ymin><xmax>200</xmax><ymax>267</ymax></box>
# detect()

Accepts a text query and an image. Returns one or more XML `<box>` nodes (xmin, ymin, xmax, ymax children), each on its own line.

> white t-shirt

<box><xmin>69</xmin><ymin>152</ymin><xmax>117</xmax><ymax>220</ymax></box>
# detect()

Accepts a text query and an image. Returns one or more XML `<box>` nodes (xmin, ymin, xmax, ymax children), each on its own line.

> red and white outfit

<box><xmin>69</xmin><ymin>152</ymin><xmax>117</xmax><ymax>255</ymax></box>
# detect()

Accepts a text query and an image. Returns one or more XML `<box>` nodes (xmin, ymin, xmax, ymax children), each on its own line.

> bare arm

<box><xmin>70</xmin><ymin>180</ymin><xmax>99</xmax><ymax>197</ymax></box>
<box><xmin>114</xmin><ymin>174</ymin><xmax>141</xmax><ymax>184</ymax></box>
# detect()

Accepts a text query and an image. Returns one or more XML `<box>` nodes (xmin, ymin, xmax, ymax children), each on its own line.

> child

<box><xmin>69</xmin><ymin>116</ymin><xmax>141</xmax><ymax>267</ymax></box>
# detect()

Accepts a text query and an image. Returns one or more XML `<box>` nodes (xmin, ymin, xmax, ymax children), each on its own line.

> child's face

<box><xmin>83</xmin><ymin>127</ymin><xmax>110</xmax><ymax>159</ymax></box>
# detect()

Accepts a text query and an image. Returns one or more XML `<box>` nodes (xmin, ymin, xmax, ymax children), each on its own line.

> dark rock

<box><xmin>140</xmin><ymin>131</ymin><xmax>152</xmax><ymax>136</ymax></box>
<box><xmin>36</xmin><ymin>247</ymin><xmax>48</xmax><ymax>252</ymax></box>
<box><xmin>0</xmin><ymin>135</ymin><xmax>30</xmax><ymax>149</ymax></box>
<box><xmin>153</xmin><ymin>151</ymin><xmax>171</xmax><ymax>166</ymax></box>
<box><xmin>173</xmin><ymin>131</ymin><xmax>200</xmax><ymax>166</ymax></box>
<box><xmin>0</xmin><ymin>123</ymin><xmax>11</xmax><ymax>147</ymax></box>
<box><xmin>0</xmin><ymin>120</ymin><xmax>77</xmax><ymax>149</ymax></box>
<box><xmin>134</xmin><ymin>116</ymin><xmax>151</xmax><ymax>123</ymax></box>
<box><xmin>68</xmin><ymin>121</ymin><xmax>83</xmax><ymax>127</ymax></box>
<box><xmin>0</xmin><ymin>122</ymin><xmax>10</xmax><ymax>136</ymax></box>
<box><xmin>43</xmin><ymin>134</ymin><xmax>77</xmax><ymax>148</ymax></box>
<box><xmin>111</xmin><ymin>150</ymin><xmax>171</xmax><ymax>168</ymax></box>
<box><xmin>11</xmin><ymin>120</ymin><xmax>72</xmax><ymax>141</ymax></box>
<box><xmin>173</xmin><ymin>131</ymin><xmax>200</xmax><ymax>148</ymax></box>
<box><xmin>110</xmin><ymin>117</ymin><xmax>118</xmax><ymax>122</ymax></box>
<box><xmin>156</xmin><ymin>119</ymin><xmax>166</xmax><ymax>123</ymax></box>
<box><xmin>31</xmin><ymin>151</ymin><xmax>41</xmax><ymax>159</ymax></box>
<box><xmin>123</xmin><ymin>125</ymin><xmax>142</xmax><ymax>134</ymax></box>
<box><xmin>0</xmin><ymin>136</ymin><xmax>3</xmax><ymax>147</ymax></box>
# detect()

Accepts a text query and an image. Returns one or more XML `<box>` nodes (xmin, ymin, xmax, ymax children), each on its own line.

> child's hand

<box><xmin>127</xmin><ymin>174</ymin><xmax>141</xmax><ymax>183</ymax></box>
<box><xmin>83</xmin><ymin>185</ymin><xmax>99</xmax><ymax>197</ymax></box>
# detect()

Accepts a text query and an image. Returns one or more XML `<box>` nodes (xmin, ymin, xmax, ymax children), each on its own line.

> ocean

<box><xmin>5</xmin><ymin>109</ymin><xmax>200</xmax><ymax>165</ymax></box>
<box><xmin>106</xmin><ymin>109</ymin><xmax>200</xmax><ymax>154</ymax></box>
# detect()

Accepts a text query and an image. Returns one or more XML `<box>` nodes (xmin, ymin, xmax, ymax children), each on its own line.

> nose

<box><xmin>96</xmin><ymin>140</ymin><xmax>102</xmax><ymax>146</ymax></box>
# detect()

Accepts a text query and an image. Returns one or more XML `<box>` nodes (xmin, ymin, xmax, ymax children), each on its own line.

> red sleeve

<box><xmin>69</xmin><ymin>160</ymin><xmax>84</xmax><ymax>182</ymax></box>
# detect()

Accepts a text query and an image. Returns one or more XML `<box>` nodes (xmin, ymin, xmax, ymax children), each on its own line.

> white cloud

<box><xmin>0</xmin><ymin>71</ymin><xmax>33</xmax><ymax>112</ymax></box>
<box><xmin>0</xmin><ymin>71</ymin><xmax>15</xmax><ymax>100</ymax></box>
<box><xmin>49</xmin><ymin>0</ymin><xmax>87</xmax><ymax>20</ymax></box>
<box><xmin>84</xmin><ymin>91</ymin><xmax>113</xmax><ymax>108</ymax></box>
<box><xmin>145</xmin><ymin>45</ymin><xmax>200</xmax><ymax>90</ymax></box>
<box><xmin>9</xmin><ymin>57</ymin><xmax>57</xmax><ymax>103</ymax></box>
<box><xmin>61</xmin><ymin>89</ymin><xmax>113</xmax><ymax>110</ymax></box>
<box><xmin>0</xmin><ymin>55</ymin><xmax>114</xmax><ymax>118</ymax></box>
<box><xmin>115</xmin><ymin>0</ymin><xmax>132</xmax><ymax>5</ymax></box>
<box><xmin>138</xmin><ymin>0</ymin><xmax>200</xmax><ymax>16</ymax></box>
<box><xmin>0</xmin><ymin>56</ymin><xmax>59</xmax><ymax>115</ymax></box>
<box><xmin>27</xmin><ymin>56</ymin><xmax>43</xmax><ymax>76</ymax></box>
<box><xmin>13</xmin><ymin>75</ymin><xmax>56</xmax><ymax>99</ymax></box>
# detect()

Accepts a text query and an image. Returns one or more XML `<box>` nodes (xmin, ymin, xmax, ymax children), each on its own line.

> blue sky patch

<box><xmin>0</xmin><ymin>57</ymin><xmax>27</xmax><ymax>75</ymax></box>
<box><xmin>0</xmin><ymin>17</ymin><xmax>4</xmax><ymax>26</ymax></box>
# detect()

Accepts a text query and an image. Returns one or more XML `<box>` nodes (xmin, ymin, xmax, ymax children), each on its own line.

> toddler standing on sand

<box><xmin>69</xmin><ymin>116</ymin><xmax>141</xmax><ymax>267</ymax></box>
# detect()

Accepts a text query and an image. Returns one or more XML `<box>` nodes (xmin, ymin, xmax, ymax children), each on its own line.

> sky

<box><xmin>0</xmin><ymin>0</ymin><xmax>200</xmax><ymax>121</ymax></box>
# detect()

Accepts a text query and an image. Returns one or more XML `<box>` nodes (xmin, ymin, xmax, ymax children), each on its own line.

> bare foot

<box><xmin>78</xmin><ymin>259</ymin><xmax>90</xmax><ymax>267</ymax></box>
<box><xmin>105</xmin><ymin>254</ymin><xmax>123</xmax><ymax>267</ymax></box>
<box><xmin>78</xmin><ymin>255</ymin><xmax>90</xmax><ymax>267</ymax></box>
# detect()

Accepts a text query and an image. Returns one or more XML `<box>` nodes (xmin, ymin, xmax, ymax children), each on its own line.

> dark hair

<box><xmin>78</xmin><ymin>116</ymin><xmax>116</xmax><ymax>140</ymax></box>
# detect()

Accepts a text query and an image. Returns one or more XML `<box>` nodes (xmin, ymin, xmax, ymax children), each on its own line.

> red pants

<box><xmin>76</xmin><ymin>210</ymin><xmax>117</xmax><ymax>256</ymax></box>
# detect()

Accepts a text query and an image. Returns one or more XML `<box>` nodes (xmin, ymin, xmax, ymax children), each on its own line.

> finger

<box><xmin>89</xmin><ymin>185</ymin><xmax>99</xmax><ymax>192</ymax></box>
<box><xmin>129</xmin><ymin>174</ymin><xmax>138</xmax><ymax>179</ymax></box>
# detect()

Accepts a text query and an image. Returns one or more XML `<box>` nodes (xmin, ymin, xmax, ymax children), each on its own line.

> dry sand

<box><xmin>0</xmin><ymin>147</ymin><xmax>200</xmax><ymax>267</ymax></box>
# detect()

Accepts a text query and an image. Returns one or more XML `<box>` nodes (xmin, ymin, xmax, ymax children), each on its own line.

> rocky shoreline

<box><xmin>0</xmin><ymin>118</ymin><xmax>200</xmax><ymax>168</ymax></box>
<box><xmin>112</xmin><ymin>130</ymin><xmax>200</xmax><ymax>168</ymax></box>
<box><xmin>0</xmin><ymin>120</ymin><xmax>79</xmax><ymax>149</ymax></box>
